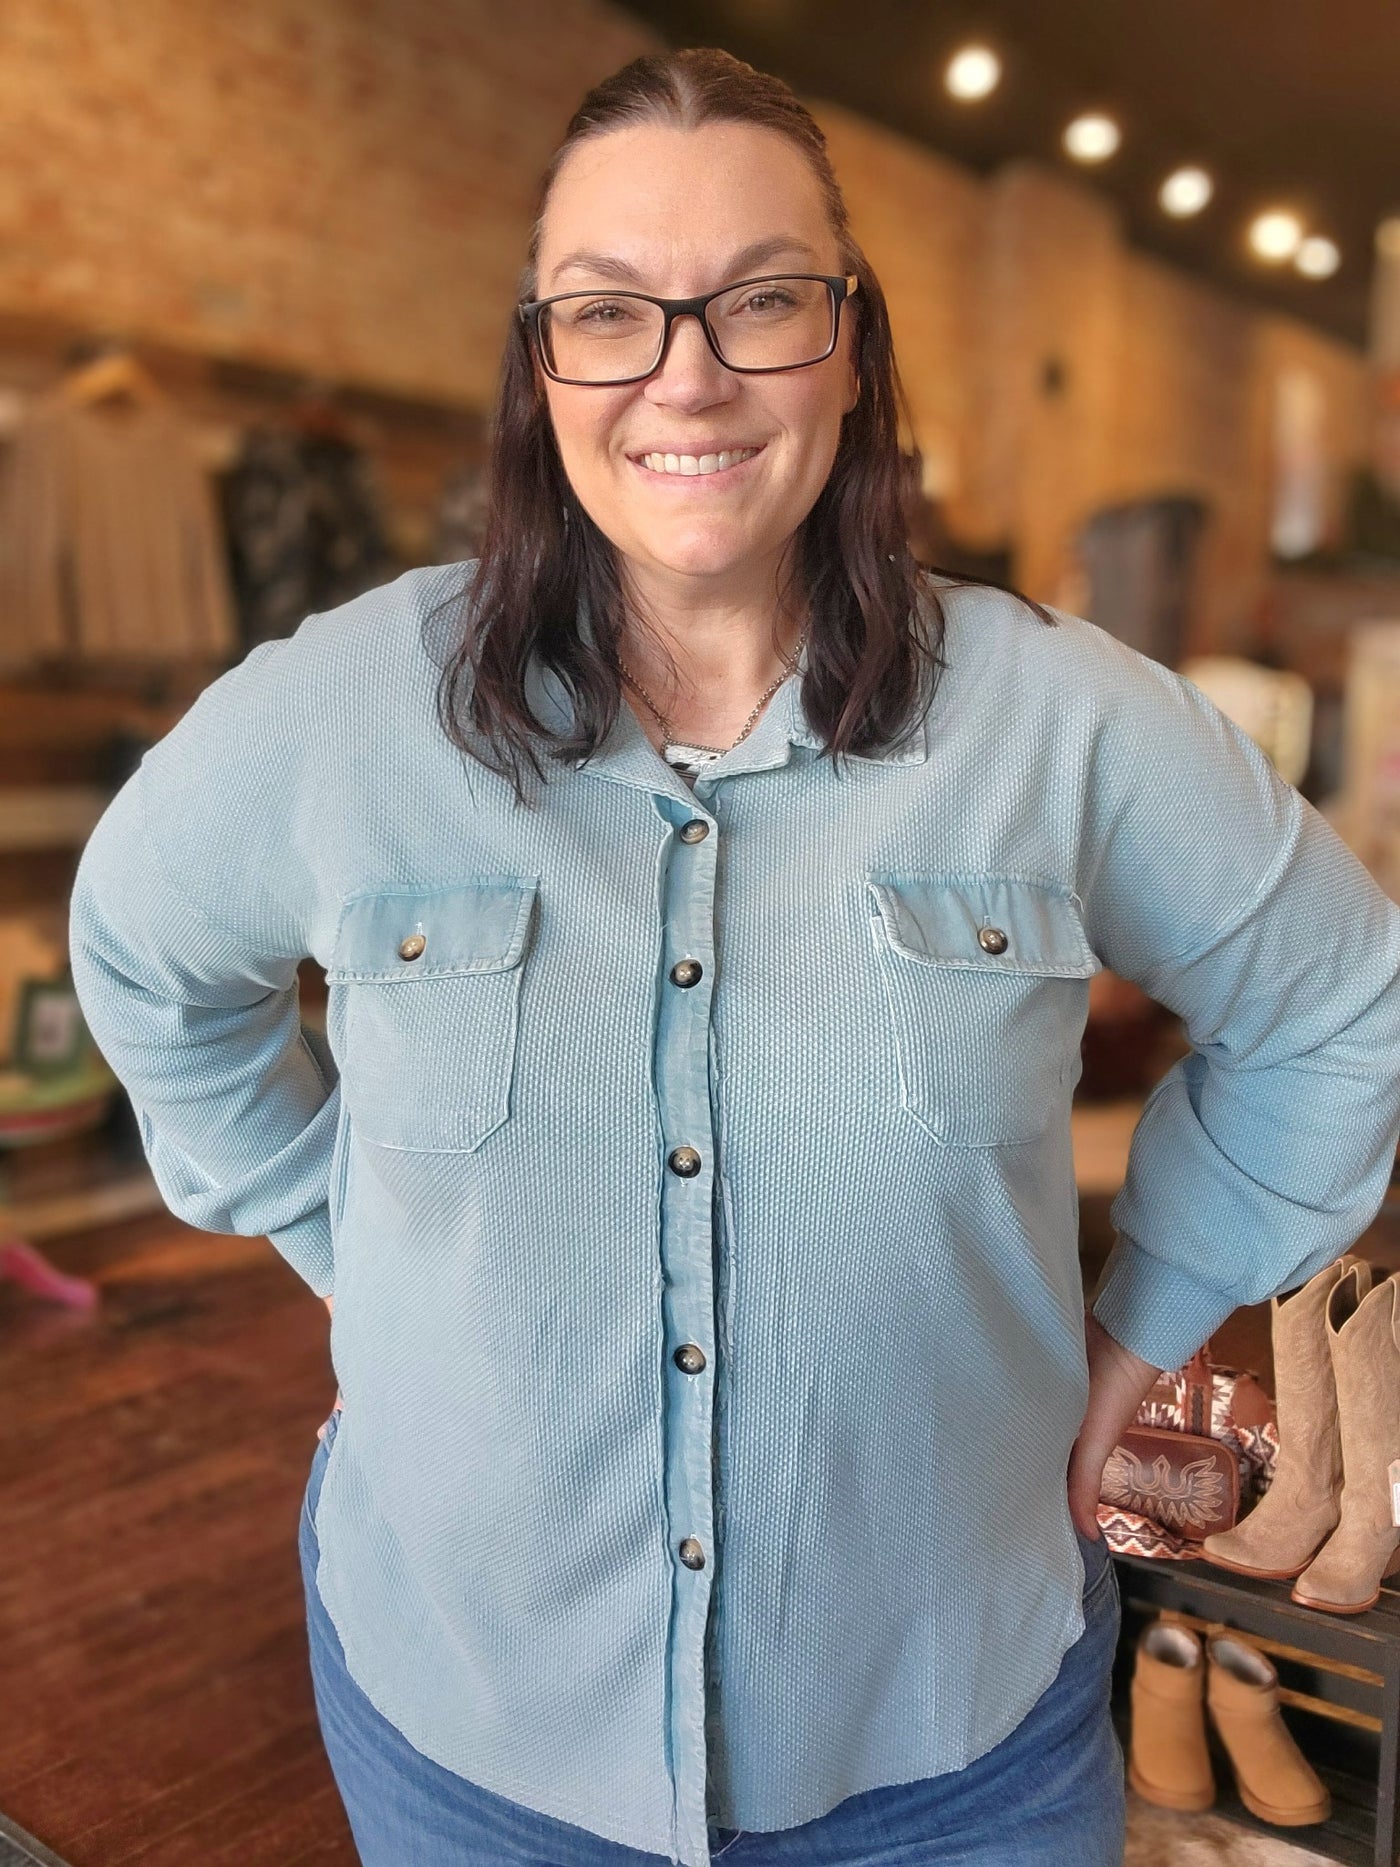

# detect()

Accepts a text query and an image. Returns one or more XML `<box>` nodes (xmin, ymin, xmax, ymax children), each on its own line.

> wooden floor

<box><xmin>0</xmin><ymin>1215</ymin><xmax>357</xmax><ymax>1866</ymax></box>
<box><xmin>2</xmin><ymin>1197</ymin><xmax>1396</xmax><ymax>1866</ymax></box>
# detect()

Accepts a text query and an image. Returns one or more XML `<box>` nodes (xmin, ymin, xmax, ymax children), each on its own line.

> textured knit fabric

<box><xmin>300</xmin><ymin>1408</ymin><xmax>1126</xmax><ymax>1865</ymax></box>
<box><xmin>68</xmin><ymin>563</ymin><xmax>1400</xmax><ymax>1867</ymax></box>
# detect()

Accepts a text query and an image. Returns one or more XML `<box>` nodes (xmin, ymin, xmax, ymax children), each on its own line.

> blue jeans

<box><xmin>300</xmin><ymin>1411</ymin><xmax>1125</xmax><ymax>1865</ymax></box>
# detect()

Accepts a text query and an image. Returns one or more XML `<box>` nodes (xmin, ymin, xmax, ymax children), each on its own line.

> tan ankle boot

<box><xmin>1203</xmin><ymin>1255</ymin><xmax>1368</xmax><ymax>1580</ymax></box>
<box><xmin>1206</xmin><ymin>1634</ymin><xmax>1330</xmax><ymax>1825</ymax></box>
<box><xmin>1293</xmin><ymin>1271</ymin><xmax>1400</xmax><ymax>1614</ymax></box>
<box><xmin>1128</xmin><ymin>1621</ymin><xmax>1214</xmax><ymax>1812</ymax></box>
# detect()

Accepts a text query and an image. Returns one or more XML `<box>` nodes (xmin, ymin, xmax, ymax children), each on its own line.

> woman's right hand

<box><xmin>317</xmin><ymin>1293</ymin><xmax>344</xmax><ymax>1440</ymax></box>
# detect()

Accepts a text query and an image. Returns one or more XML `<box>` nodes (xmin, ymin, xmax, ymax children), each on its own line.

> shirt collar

<box><xmin>529</xmin><ymin>615</ymin><xmax>928</xmax><ymax>801</ymax></box>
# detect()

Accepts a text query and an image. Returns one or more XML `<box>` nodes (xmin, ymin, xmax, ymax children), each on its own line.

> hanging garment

<box><xmin>0</xmin><ymin>387</ymin><xmax>237</xmax><ymax>669</ymax></box>
<box><xmin>219</xmin><ymin>427</ymin><xmax>399</xmax><ymax>648</ymax></box>
<box><xmin>1345</xmin><ymin>465</ymin><xmax>1400</xmax><ymax>562</ymax></box>
<box><xmin>434</xmin><ymin>458</ymin><xmax>491</xmax><ymax>565</ymax></box>
<box><xmin>1076</xmin><ymin>494</ymin><xmax>1209</xmax><ymax>669</ymax></box>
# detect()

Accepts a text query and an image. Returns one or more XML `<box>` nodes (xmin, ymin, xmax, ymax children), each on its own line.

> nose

<box><xmin>643</xmin><ymin>312</ymin><xmax>738</xmax><ymax>412</ymax></box>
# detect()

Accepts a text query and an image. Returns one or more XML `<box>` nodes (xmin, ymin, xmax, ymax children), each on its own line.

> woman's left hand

<box><xmin>1067</xmin><ymin>1310</ymin><xmax>1161</xmax><ymax>1538</ymax></box>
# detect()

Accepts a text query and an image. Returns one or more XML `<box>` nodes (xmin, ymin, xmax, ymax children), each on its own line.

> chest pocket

<box><xmin>868</xmin><ymin>875</ymin><xmax>1100</xmax><ymax>1147</ymax></box>
<box><xmin>327</xmin><ymin>880</ymin><xmax>537</xmax><ymax>1152</ymax></box>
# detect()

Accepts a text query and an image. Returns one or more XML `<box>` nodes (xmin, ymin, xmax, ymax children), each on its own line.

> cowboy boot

<box><xmin>1293</xmin><ymin>1271</ymin><xmax>1400</xmax><ymax>1614</ymax></box>
<box><xmin>1127</xmin><ymin>1621</ymin><xmax>1215</xmax><ymax>1812</ymax></box>
<box><xmin>1203</xmin><ymin>1256</ymin><xmax>1369</xmax><ymax>1580</ymax></box>
<box><xmin>1206</xmin><ymin>1634</ymin><xmax>1331</xmax><ymax>1825</ymax></box>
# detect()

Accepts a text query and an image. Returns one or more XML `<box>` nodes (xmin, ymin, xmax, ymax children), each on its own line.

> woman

<box><xmin>70</xmin><ymin>48</ymin><xmax>1400</xmax><ymax>1867</ymax></box>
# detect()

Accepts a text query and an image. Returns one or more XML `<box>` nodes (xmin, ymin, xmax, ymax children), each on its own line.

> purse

<box><xmin>1098</xmin><ymin>1340</ymin><xmax>1279</xmax><ymax>1560</ymax></box>
<box><xmin>1100</xmin><ymin>1423</ymin><xmax>1238</xmax><ymax>1539</ymax></box>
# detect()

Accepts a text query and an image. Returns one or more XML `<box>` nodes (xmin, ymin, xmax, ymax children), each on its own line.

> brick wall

<box><xmin>822</xmin><ymin>106</ymin><xmax>1367</xmax><ymax>651</ymax></box>
<box><xmin>0</xmin><ymin>1</ymin><xmax>1367</xmax><ymax>647</ymax></box>
<box><xmin>0</xmin><ymin>0</ymin><xmax>660</xmax><ymax>408</ymax></box>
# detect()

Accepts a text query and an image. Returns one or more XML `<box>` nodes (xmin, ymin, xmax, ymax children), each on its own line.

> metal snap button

<box><xmin>398</xmin><ymin>933</ymin><xmax>427</xmax><ymax>961</ymax></box>
<box><xmin>977</xmin><ymin>926</ymin><xmax>1009</xmax><ymax>955</ymax></box>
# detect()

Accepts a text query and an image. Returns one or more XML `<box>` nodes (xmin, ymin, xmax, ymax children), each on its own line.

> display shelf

<box><xmin>0</xmin><ymin>681</ymin><xmax>183</xmax><ymax>786</ymax></box>
<box><xmin>0</xmin><ymin>786</ymin><xmax>108</xmax><ymax>853</ymax></box>
<box><xmin>1111</xmin><ymin>1695</ymin><xmax>1379</xmax><ymax>1864</ymax></box>
<box><xmin>0</xmin><ymin>1128</ymin><xmax>161</xmax><ymax>1241</ymax></box>
<box><xmin>1113</xmin><ymin>1552</ymin><xmax>1400</xmax><ymax>1867</ymax></box>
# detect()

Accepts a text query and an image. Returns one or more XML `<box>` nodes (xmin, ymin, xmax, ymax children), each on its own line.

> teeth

<box><xmin>641</xmin><ymin>447</ymin><xmax>758</xmax><ymax>477</ymax></box>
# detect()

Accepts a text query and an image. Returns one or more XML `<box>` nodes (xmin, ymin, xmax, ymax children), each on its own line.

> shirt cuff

<box><xmin>267</xmin><ymin>1205</ymin><xmax>334</xmax><ymax>1299</ymax></box>
<box><xmin>1090</xmin><ymin>1235</ymin><xmax>1239</xmax><ymax>1372</ymax></box>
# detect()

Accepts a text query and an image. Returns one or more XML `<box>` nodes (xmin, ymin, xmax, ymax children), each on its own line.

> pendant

<box><xmin>664</xmin><ymin>742</ymin><xmax>724</xmax><ymax>773</ymax></box>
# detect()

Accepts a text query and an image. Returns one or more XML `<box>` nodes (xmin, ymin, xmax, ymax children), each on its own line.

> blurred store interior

<box><xmin>0</xmin><ymin>3</ymin><xmax>1397</xmax><ymax>1864</ymax></box>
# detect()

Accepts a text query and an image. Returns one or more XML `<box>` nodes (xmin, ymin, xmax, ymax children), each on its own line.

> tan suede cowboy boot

<box><xmin>1293</xmin><ymin>1271</ymin><xmax>1400</xmax><ymax>1614</ymax></box>
<box><xmin>1206</xmin><ymin>1634</ymin><xmax>1330</xmax><ymax>1825</ymax></box>
<box><xmin>1127</xmin><ymin>1621</ymin><xmax>1214</xmax><ymax>1812</ymax></box>
<box><xmin>1203</xmin><ymin>1256</ymin><xmax>1368</xmax><ymax>1580</ymax></box>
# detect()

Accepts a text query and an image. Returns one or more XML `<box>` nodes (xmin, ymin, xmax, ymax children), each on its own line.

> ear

<box><xmin>840</xmin><ymin>285</ymin><xmax>862</xmax><ymax>413</ymax></box>
<box><xmin>842</xmin><ymin>318</ymin><xmax>861</xmax><ymax>415</ymax></box>
<box><xmin>843</xmin><ymin>354</ymin><xmax>866</xmax><ymax>418</ymax></box>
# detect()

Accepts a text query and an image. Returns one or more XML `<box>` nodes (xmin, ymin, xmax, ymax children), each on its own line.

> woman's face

<box><xmin>533</xmin><ymin>120</ymin><xmax>858</xmax><ymax>597</ymax></box>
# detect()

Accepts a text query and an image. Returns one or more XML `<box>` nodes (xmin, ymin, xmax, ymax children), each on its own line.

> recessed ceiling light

<box><xmin>1248</xmin><ymin>210</ymin><xmax>1304</xmax><ymax>263</ymax></box>
<box><xmin>945</xmin><ymin>44</ymin><xmax>1001</xmax><ymax>101</ymax></box>
<box><xmin>1063</xmin><ymin>114</ymin><xmax>1120</xmax><ymax>163</ymax></box>
<box><xmin>1296</xmin><ymin>236</ymin><xmax>1340</xmax><ymax>279</ymax></box>
<box><xmin>1159</xmin><ymin>167</ymin><xmax>1213</xmax><ymax>218</ymax></box>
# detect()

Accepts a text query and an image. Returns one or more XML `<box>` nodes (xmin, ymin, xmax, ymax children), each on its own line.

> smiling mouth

<box><xmin>633</xmin><ymin>445</ymin><xmax>763</xmax><ymax>477</ymax></box>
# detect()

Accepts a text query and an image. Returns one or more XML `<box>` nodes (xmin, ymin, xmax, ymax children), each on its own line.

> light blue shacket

<box><xmin>69</xmin><ymin>563</ymin><xmax>1400</xmax><ymax>1865</ymax></box>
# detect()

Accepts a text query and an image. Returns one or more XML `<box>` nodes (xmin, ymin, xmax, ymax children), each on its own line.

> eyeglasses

<box><xmin>520</xmin><ymin>273</ymin><xmax>859</xmax><ymax>386</ymax></box>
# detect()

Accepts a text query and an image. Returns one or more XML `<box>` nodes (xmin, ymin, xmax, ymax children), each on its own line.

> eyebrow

<box><xmin>546</xmin><ymin>236</ymin><xmax>825</xmax><ymax>291</ymax></box>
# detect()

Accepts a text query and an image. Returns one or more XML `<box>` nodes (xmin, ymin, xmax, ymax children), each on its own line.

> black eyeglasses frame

<box><xmin>519</xmin><ymin>272</ymin><xmax>860</xmax><ymax>387</ymax></box>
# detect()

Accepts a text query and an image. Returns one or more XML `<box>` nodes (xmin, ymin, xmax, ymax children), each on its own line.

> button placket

<box><xmin>652</xmin><ymin>795</ymin><xmax>722</xmax><ymax>1858</ymax></box>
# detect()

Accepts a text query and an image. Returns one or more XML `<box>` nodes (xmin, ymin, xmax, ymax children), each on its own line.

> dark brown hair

<box><xmin>439</xmin><ymin>46</ymin><xmax>1044</xmax><ymax>801</ymax></box>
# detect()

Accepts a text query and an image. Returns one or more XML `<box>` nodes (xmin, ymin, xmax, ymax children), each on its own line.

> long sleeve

<box><xmin>1080</xmin><ymin>646</ymin><xmax>1400</xmax><ymax>1371</ymax></box>
<box><xmin>69</xmin><ymin>640</ymin><xmax>337</xmax><ymax>1296</ymax></box>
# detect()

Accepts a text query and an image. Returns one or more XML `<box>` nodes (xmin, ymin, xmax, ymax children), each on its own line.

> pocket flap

<box><xmin>868</xmin><ymin>875</ymin><xmax>1099</xmax><ymax>977</ymax></box>
<box><xmin>328</xmin><ymin>880</ymin><xmax>537</xmax><ymax>982</ymax></box>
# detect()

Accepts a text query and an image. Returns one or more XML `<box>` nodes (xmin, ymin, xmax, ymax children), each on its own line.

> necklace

<box><xmin>617</xmin><ymin>627</ymin><xmax>809</xmax><ymax>776</ymax></box>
